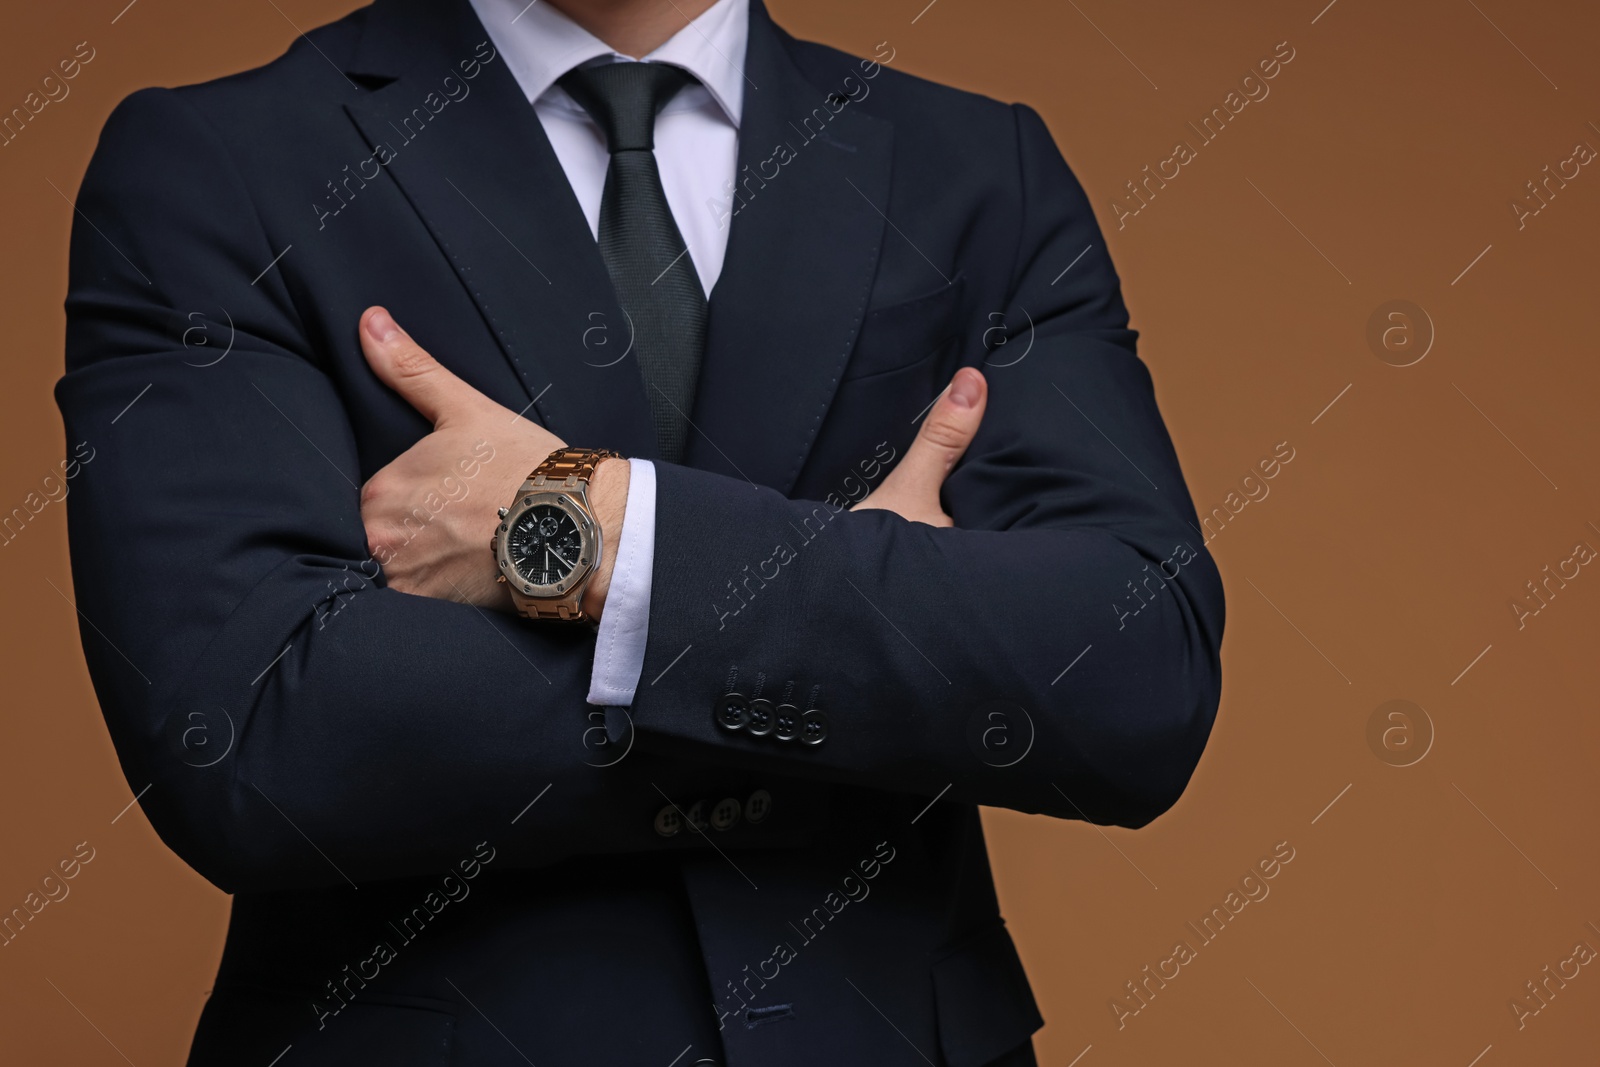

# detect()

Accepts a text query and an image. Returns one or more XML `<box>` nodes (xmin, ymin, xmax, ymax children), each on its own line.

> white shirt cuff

<box><xmin>585</xmin><ymin>457</ymin><xmax>656</xmax><ymax>706</ymax></box>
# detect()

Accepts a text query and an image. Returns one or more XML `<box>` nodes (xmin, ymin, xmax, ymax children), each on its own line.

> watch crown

<box><xmin>497</xmin><ymin>506</ymin><xmax>508</xmax><ymax>519</ymax></box>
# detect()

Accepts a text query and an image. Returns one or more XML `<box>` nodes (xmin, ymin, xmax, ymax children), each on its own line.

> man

<box><xmin>55</xmin><ymin>0</ymin><xmax>1225</xmax><ymax>1063</ymax></box>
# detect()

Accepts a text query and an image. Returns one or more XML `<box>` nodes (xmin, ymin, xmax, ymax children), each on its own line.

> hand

<box><xmin>852</xmin><ymin>367</ymin><xmax>987</xmax><ymax>527</ymax></box>
<box><xmin>357</xmin><ymin>307</ymin><xmax>630</xmax><ymax>616</ymax></box>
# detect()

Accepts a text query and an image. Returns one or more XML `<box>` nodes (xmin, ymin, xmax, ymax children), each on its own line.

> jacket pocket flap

<box><xmin>842</xmin><ymin>273</ymin><xmax>967</xmax><ymax>382</ymax></box>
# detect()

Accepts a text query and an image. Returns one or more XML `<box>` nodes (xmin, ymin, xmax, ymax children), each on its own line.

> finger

<box><xmin>886</xmin><ymin>367</ymin><xmax>987</xmax><ymax>496</ymax></box>
<box><xmin>360</xmin><ymin>306</ymin><xmax>478</xmax><ymax>427</ymax></box>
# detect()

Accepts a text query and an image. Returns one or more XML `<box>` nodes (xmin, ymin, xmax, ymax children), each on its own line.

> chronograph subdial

<box><xmin>490</xmin><ymin>448</ymin><xmax>617</xmax><ymax>620</ymax></box>
<box><xmin>507</xmin><ymin>504</ymin><xmax>585</xmax><ymax>588</ymax></box>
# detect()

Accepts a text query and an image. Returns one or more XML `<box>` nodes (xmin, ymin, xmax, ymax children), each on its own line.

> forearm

<box><xmin>634</xmin><ymin>424</ymin><xmax>1223</xmax><ymax>827</ymax></box>
<box><xmin>57</xmin><ymin>350</ymin><xmax>797</xmax><ymax>893</ymax></box>
<box><xmin>617</xmin><ymin>101</ymin><xmax>1225</xmax><ymax>821</ymax></box>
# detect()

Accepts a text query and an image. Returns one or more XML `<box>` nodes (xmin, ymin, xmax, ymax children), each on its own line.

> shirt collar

<box><xmin>466</xmin><ymin>0</ymin><xmax>748</xmax><ymax>128</ymax></box>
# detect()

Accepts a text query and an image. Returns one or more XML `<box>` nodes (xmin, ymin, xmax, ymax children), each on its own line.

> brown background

<box><xmin>3</xmin><ymin>0</ymin><xmax>1597</xmax><ymax>1063</ymax></box>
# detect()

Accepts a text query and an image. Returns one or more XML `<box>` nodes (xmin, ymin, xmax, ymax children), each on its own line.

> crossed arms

<box><xmin>56</xmin><ymin>89</ymin><xmax>1224</xmax><ymax>894</ymax></box>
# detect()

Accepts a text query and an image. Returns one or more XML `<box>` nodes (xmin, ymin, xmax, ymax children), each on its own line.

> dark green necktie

<box><xmin>559</xmin><ymin>61</ymin><xmax>707</xmax><ymax>464</ymax></box>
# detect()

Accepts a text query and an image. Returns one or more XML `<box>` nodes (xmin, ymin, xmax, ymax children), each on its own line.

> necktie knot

<box><xmin>559</xmin><ymin>61</ymin><xmax>697</xmax><ymax>153</ymax></box>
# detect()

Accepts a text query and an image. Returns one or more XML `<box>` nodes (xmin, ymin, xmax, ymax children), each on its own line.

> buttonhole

<box><xmin>745</xmin><ymin>1003</ymin><xmax>794</xmax><ymax>1028</ymax></box>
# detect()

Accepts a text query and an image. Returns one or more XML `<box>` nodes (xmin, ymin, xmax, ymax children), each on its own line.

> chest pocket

<box><xmin>840</xmin><ymin>273</ymin><xmax>967</xmax><ymax>382</ymax></box>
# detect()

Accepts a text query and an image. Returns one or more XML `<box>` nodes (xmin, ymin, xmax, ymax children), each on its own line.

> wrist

<box><xmin>581</xmin><ymin>456</ymin><xmax>631</xmax><ymax>618</ymax></box>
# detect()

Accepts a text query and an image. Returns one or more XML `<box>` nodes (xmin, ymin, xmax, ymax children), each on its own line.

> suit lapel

<box><xmin>338</xmin><ymin>0</ymin><xmax>894</xmax><ymax>481</ymax></box>
<box><xmin>342</xmin><ymin>0</ymin><xmax>659</xmax><ymax>458</ymax></box>
<box><xmin>685</xmin><ymin>1</ymin><xmax>894</xmax><ymax>494</ymax></box>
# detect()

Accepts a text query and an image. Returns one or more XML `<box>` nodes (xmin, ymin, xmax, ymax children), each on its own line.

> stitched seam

<box><xmin>340</xmin><ymin>101</ymin><xmax>556</xmax><ymax>427</ymax></box>
<box><xmin>435</xmin><ymin>230</ymin><xmax>558</xmax><ymax>432</ymax></box>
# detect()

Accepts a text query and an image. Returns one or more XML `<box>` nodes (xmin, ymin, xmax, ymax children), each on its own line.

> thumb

<box><xmin>887</xmin><ymin>367</ymin><xmax>987</xmax><ymax>496</ymax></box>
<box><xmin>360</xmin><ymin>306</ymin><xmax>477</xmax><ymax>427</ymax></box>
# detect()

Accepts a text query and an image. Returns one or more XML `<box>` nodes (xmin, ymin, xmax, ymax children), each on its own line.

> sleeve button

<box><xmin>772</xmin><ymin>703</ymin><xmax>801</xmax><ymax>741</ymax></box>
<box><xmin>801</xmin><ymin>709</ymin><xmax>829</xmax><ymax>746</ymax></box>
<box><xmin>653</xmin><ymin>805</ymin><xmax>682</xmax><ymax>837</ymax></box>
<box><xmin>714</xmin><ymin>693</ymin><xmax>750</xmax><ymax>731</ymax></box>
<box><xmin>710</xmin><ymin>797</ymin><xmax>742</xmax><ymax>831</ymax></box>
<box><xmin>745</xmin><ymin>698</ymin><xmax>775</xmax><ymax>737</ymax></box>
<box><xmin>744</xmin><ymin>789</ymin><xmax>772</xmax><ymax>824</ymax></box>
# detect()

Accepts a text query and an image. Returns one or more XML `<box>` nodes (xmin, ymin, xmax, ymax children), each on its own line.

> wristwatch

<box><xmin>491</xmin><ymin>446</ymin><xmax>620</xmax><ymax>622</ymax></box>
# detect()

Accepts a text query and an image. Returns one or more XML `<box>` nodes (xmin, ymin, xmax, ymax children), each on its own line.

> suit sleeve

<box><xmin>55</xmin><ymin>88</ymin><xmax>755</xmax><ymax>894</ymax></box>
<box><xmin>630</xmin><ymin>103</ymin><xmax>1226</xmax><ymax>829</ymax></box>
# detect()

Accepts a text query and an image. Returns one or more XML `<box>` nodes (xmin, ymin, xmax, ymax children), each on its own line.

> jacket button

<box><xmin>685</xmin><ymin>799</ymin><xmax>710</xmax><ymax>834</ymax></box>
<box><xmin>800</xmin><ymin>709</ymin><xmax>829</xmax><ymax>746</ymax></box>
<box><xmin>745</xmin><ymin>698</ymin><xmax>775</xmax><ymax>737</ymax></box>
<box><xmin>744</xmin><ymin>789</ymin><xmax>772</xmax><ymax>824</ymax></box>
<box><xmin>710</xmin><ymin>797</ymin><xmax>742</xmax><ymax>831</ymax></box>
<box><xmin>772</xmin><ymin>703</ymin><xmax>801</xmax><ymax>741</ymax></box>
<box><xmin>714</xmin><ymin>693</ymin><xmax>749</xmax><ymax>731</ymax></box>
<box><xmin>653</xmin><ymin>805</ymin><xmax>682</xmax><ymax>837</ymax></box>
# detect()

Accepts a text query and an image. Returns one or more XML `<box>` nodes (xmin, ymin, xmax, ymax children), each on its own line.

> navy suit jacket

<box><xmin>56</xmin><ymin>0</ymin><xmax>1225</xmax><ymax>1063</ymax></box>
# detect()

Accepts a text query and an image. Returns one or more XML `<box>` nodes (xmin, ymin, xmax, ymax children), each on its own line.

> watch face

<box><xmin>506</xmin><ymin>502</ymin><xmax>586</xmax><ymax>589</ymax></box>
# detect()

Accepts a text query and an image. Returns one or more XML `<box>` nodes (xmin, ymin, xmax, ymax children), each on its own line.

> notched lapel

<box><xmin>341</xmin><ymin>0</ymin><xmax>659</xmax><ymax>458</ymax></box>
<box><xmin>686</xmin><ymin>3</ymin><xmax>895</xmax><ymax>495</ymax></box>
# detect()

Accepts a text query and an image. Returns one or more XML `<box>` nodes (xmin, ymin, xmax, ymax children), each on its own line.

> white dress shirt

<box><xmin>466</xmin><ymin>0</ymin><xmax>748</xmax><ymax>706</ymax></box>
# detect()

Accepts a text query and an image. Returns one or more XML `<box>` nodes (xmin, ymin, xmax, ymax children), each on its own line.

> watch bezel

<box><xmin>494</xmin><ymin>490</ymin><xmax>599</xmax><ymax>598</ymax></box>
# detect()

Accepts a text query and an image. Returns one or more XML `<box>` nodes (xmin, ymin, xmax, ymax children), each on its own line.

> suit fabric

<box><xmin>55</xmin><ymin>0</ymin><xmax>1226</xmax><ymax>1063</ymax></box>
